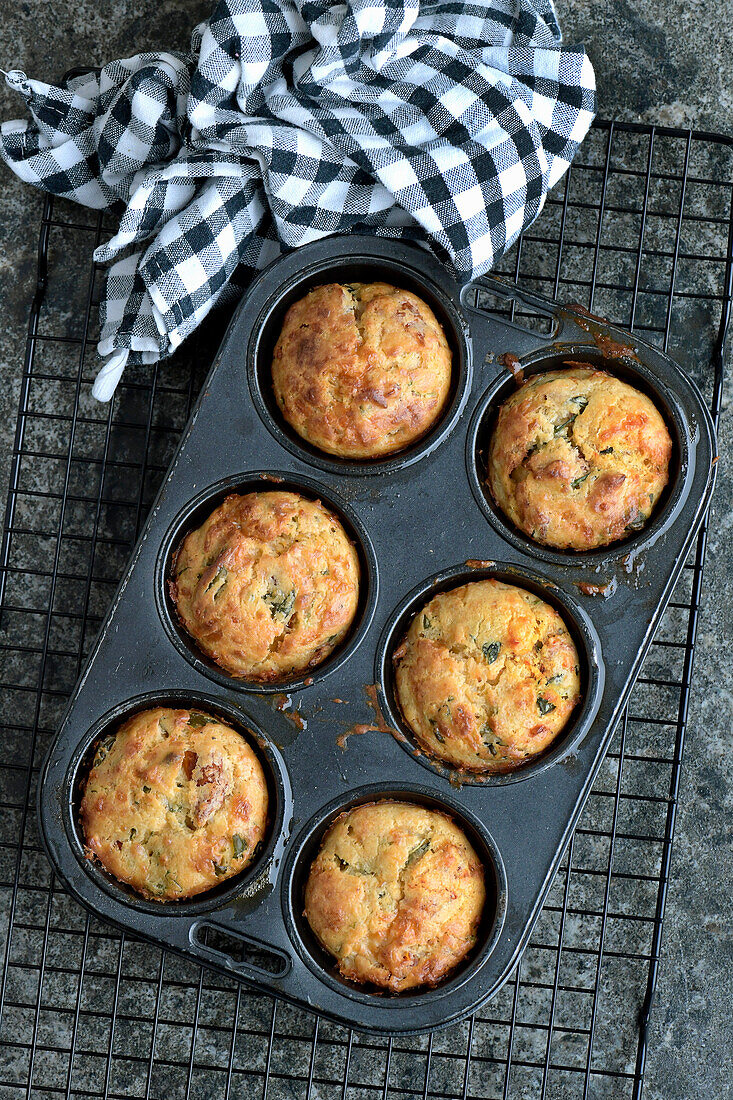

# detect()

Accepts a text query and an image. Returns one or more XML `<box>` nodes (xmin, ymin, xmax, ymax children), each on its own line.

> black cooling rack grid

<box><xmin>0</xmin><ymin>120</ymin><xmax>731</xmax><ymax>1100</ymax></box>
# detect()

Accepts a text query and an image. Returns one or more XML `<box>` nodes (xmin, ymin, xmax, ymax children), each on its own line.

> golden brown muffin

<box><xmin>271</xmin><ymin>282</ymin><xmax>452</xmax><ymax>458</ymax></box>
<box><xmin>81</xmin><ymin>707</ymin><xmax>268</xmax><ymax>901</ymax></box>
<box><xmin>393</xmin><ymin>579</ymin><xmax>581</xmax><ymax>773</ymax></box>
<box><xmin>487</xmin><ymin>366</ymin><xmax>672</xmax><ymax>551</ymax></box>
<box><xmin>304</xmin><ymin>801</ymin><xmax>485</xmax><ymax>992</ymax></box>
<box><xmin>169</xmin><ymin>490</ymin><xmax>360</xmax><ymax>681</ymax></box>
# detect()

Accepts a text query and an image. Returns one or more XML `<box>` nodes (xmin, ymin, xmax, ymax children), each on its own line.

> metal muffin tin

<box><xmin>39</xmin><ymin>236</ymin><xmax>717</xmax><ymax>1034</ymax></box>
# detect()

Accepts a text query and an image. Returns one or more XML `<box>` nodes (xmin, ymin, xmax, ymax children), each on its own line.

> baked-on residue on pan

<box><xmin>488</xmin><ymin>366</ymin><xmax>672</xmax><ymax>551</ymax></box>
<box><xmin>272</xmin><ymin>282</ymin><xmax>452</xmax><ymax>459</ymax></box>
<box><xmin>169</xmin><ymin>490</ymin><xmax>360</xmax><ymax>681</ymax></box>
<box><xmin>81</xmin><ymin>707</ymin><xmax>268</xmax><ymax>900</ymax></box>
<box><xmin>304</xmin><ymin>801</ymin><xmax>485</xmax><ymax>992</ymax></box>
<box><xmin>393</xmin><ymin>579</ymin><xmax>581</xmax><ymax>773</ymax></box>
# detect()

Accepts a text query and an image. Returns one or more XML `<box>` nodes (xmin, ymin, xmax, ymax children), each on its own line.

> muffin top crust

<box><xmin>271</xmin><ymin>281</ymin><xmax>452</xmax><ymax>459</ymax></box>
<box><xmin>304</xmin><ymin>801</ymin><xmax>486</xmax><ymax>992</ymax></box>
<box><xmin>81</xmin><ymin>707</ymin><xmax>268</xmax><ymax>901</ymax></box>
<box><xmin>488</xmin><ymin>366</ymin><xmax>673</xmax><ymax>551</ymax></box>
<box><xmin>169</xmin><ymin>490</ymin><xmax>360</xmax><ymax>681</ymax></box>
<box><xmin>393</xmin><ymin>579</ymin><xmax>581</xmax><ymax>773</ymax></box>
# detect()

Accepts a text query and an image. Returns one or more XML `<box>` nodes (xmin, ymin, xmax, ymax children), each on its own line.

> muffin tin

<box><xmin>38</xmin><ymin>236</ymin><xmax>717</xmax><ymax>1034</ymax></box>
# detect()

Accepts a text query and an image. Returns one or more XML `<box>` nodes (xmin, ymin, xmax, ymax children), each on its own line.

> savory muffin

<box><xmin>394</xmin><ymin>579</ymin><xmax>581</xmax><ymax>772</ymax></box>
<box><xmin>488</xmin><ymin>365</ymin><xmax>672</xmax><ymax>551</ymax></box>
<box><xmin>81</xmin><ymin>707</ymin><xmax>268</xmax><ymax>901</ymax></box>
<box><xmin>304</xmin><ymin>801</ymin><xmax>485</xmax><ymax>992</ymax></box>
<box><xmin>169</xmin><ymin>490</ymin><xmax>360</xmax><ymax>681</ymax></box>
<box><xmin>271</xmin><ymin>282</ymin><xmax>452</xmax><ymax>458</ymax></box>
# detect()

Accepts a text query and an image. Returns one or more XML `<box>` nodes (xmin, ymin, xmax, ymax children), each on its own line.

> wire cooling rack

<box><xmin>0</xmin><ymin>120</ymin><xmax>731</xmax><ymax>1100</ymax></box>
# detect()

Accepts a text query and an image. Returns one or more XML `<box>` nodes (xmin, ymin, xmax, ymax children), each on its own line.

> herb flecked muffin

<box><xmin>487</xmin><ymin>366</ymin><xmax>673</xmax><ymax>551</ymax></box>
<box><xmin>81</xmin><ymin>707</ymin><xmax>268</xmax><ymax>901</ymax></box>
<box><xmin>393</xmin><ymin>579</ymin><xmax>581</xmax><ymax>773</ymax></box>
<box><xmin>169</xmin><ymin>490</ymin><xmax>360</xmax><ymax>681</ymax></box>
<box><xmin>271</xmin><ymin>282</ymin><xmax>453</xmax><ymax>459</ymax></box>
<box><xmin>304</xmin><ymin>801</ymin><xmax>486</xmax><ymax>992</ymax></box>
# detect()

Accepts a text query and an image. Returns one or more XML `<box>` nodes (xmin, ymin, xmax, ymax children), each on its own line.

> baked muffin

<box><xmin>170</xmin><ymin>490</ymin><xmax>360</xmax><ymax>681</ymax></box>
<box><xmin>304</xmin><ymin>801</ymin><xmax>485</xmax><ymax>992</ymax></box>
<box><xmin>81</xmin><ymin>707</ymin><xmax>268</xmax><ymax>900</ymax></box>
<box><xmin>394</xmin><ymin>579</ymin><xmax>581</xmax><ymax>772</ymax></box>
<box><xmin>271</xmin><ymin>282</ymin><xmax>452</xmax><ymax>458</ymax></box>
<box><xmin>488</xmin><ymin>366</ymin><xmax>672</xmax><ymax>551</ymax></box>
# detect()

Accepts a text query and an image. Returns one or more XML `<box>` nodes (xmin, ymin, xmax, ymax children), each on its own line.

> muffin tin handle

<box><xmin>462</xmin><ymin>275</ymin><xmax>645</xmax><ymax>362</ymax></box>
<box><xmin>190</xmin><ymin>920</ymin><xmax>292</xmax><ymax>981</ymax></box>
<box><xmin>460</xmin><ymin>275</ymin><xmax>561</xmax><ymax>346</ymax></box>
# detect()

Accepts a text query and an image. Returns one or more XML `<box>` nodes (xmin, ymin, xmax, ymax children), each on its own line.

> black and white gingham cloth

<box><xmin>0</xmin><ymin>0</ymin><xmax>595</xmax><ymax>400</ymax></box>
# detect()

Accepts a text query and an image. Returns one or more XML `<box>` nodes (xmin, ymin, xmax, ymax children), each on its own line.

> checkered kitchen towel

<box><xmin>0</xmin><ymin>0</ymin><xmax>595</xmax><ymax>400</ymax></box>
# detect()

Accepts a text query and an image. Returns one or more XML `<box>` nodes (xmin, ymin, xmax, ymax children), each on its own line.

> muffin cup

<box><xmin>467</xmin><ymin>345</ymin><xmax>688</xmax><ymax>567</ymax></box>
<box><xmin>63</xmin><ymin>691</ymin><xmax>290</xmax><ymax>917</ymax></box>
<box><xmin>247</xmin><ymin>249</ymin><xmax>473</xmax><ymax>475</ymax></box>
<box><xmin>376</xmin><ymin>563</ymin><xmax>604</xmax><ymax>786</ymax></box>
<box><xmin>281</xmin><ymin>785</ymin><xmax>507</xmax><ymax>1002</ymax></box>
<box><xmin>156</xmin><ymin>472</ymin><xmax>379</xmax><ymax>693</ymax></box>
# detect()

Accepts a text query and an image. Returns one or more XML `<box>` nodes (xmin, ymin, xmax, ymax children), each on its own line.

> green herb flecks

<box><xmin>188</xmin><ymin>712</ymin><xmax>216</xmax><ymax>728</ymax></box>
<box><xmin>205</xmin><ymin>564</ymin><xmax>228</xmax><ymax>595</ymax></box>
<box><xmin>213</xmin><ymin>862</ymin><xmax>228</xmax><ymax>877</ymax></box>
<box><xmin>572</xmin><ymin>472</ymin><xmax>590</xmax><ymax>490</ymax></box>
<box><xmin>480</xmin><ymin>725</ymin><xmax>504</xmax><ymax>756</ymax></box>
<box><xmin>428</xmin><ymin>719</ymin><xmax>445</xmax><ymax>744</ymax></box>
<box><xmin>94</xmin><ymin>733</ymin><xmax>117</xmax><ymax>765</ymax></box>
<box><xmin>537</xmin><ymin>696</ymin><xmax>556</xmax><ymax>716</ymax></box>
<box><xmin>263</xmin><ymin>578</ymin><xmax>297</xmax><ymax>621</ymax></box>
<box><xmin>232</xmin><ymin>834</ymin><xmax>248</xmax><ymax>859</ymax></box>
<box><xmin>482</xmin><ymin>641</ymin><xmax>501</xmax><ymax>664</ymax></box>
<box><xmin>422</xmin><ymin>614</ymin><xmax>432</xmax><ymax>630</ymax></box>
<box><xmin>406</xmin><ymin>840</ymin><xmax>430</xmax><ymax>866</ymax></box>
<box><xmin>599</xmin><ymin>446</ymin><xmax>614</xmax><ymax>455</ymax></box>
<box><xmin>554</xmin><ymin>413</ymin><xmax>577</xmax><ymax>436</ymax></box>
<box><xmin>626</xmin><ymin>514</ymin><xmax>647</xmax><ymax>532</ymax></box>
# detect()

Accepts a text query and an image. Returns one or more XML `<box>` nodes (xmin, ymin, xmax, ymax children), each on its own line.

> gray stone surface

<box><xmin>0</xmin><ymin>2</ymin><xmax>730</xmax><ymax>1099</ymax></box>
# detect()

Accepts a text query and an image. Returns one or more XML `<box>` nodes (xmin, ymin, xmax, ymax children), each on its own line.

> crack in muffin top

<box><xmin>169</xmin><ymin>490</ymin><xmax>360</xmax><ymax>681</ymax></box>
<box><xmin>81</xmin><ymin>707</ymin><xmax>268</xmax><ymax>901</ymax></box>
<box><xmin>304</xmin><ymin>801</ymin><xmax>486</xmax><ymax>992</ymax></box>
<box><xmin>487</xmin><ymin>366</ymin><xmax>673</xmax><ymax>551</ymax></box>
<box><xmin>393</xmin><ymin>579</ymin><xmax>581</xmax><ymax>773</ymax></box>
<box><xmin>271</xmin><ymin>282</ymin><xmax>452</xmax><ymax>459</ymax></box>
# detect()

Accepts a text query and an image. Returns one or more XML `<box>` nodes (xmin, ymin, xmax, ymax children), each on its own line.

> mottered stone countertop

<box><xmin>0</xmin><ymin>3</ymin><xmax>730</xmax><ymax>1098</ymax></box>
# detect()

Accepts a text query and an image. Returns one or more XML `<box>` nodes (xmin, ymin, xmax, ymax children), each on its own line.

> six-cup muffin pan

<box><xmin>39</xmin><ymin>237</ymin><xmax>717</xmax><ymax>1034</ymax></box>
